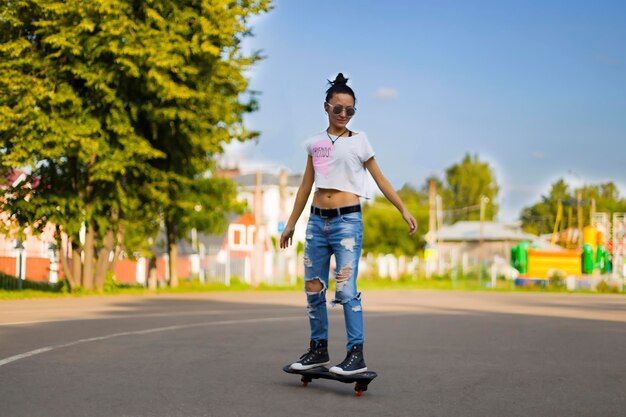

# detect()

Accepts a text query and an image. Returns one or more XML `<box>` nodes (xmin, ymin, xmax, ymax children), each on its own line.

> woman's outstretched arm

<box><xmin>365</xmin><ymin>158</ymin><xmax>418</xmax><ymax>235</ymax></box>
<box><xmin>280</xmin><ymin>156</ymin><xmax>315</xmax><ymax>248</ymax></box>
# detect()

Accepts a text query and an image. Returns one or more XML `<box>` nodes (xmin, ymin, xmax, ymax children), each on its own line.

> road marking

<box><xmin>0</xmin><ymin>308</ymin><xmax>300</xmax><ymax>327</ymax></box>
<box><xmin>0</xmin><ymin>312</ymin><xmax>415</xmax><ymax>368</ymax></box>
<box><xmin>0</xmin><ymin>316</ymin><xmax>303</xmax><ymax>368</ymax></box>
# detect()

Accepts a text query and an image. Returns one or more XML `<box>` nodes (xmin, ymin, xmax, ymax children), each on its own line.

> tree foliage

<box><xmin>0</xmin><ymin>0</ymin><xmax>270</xmax><ymax>289</ymax></box>
<box><xmin>520</xmin><ymin>179</ymin><xmax>626</xmax><ymax>235</ymax></box>
<box><xmin>362</xmin><ymin>154</ymin><xmax>499</xmax><ymax>256</ymax></box>
<box><xmin>443</xmin><ymin>153</ymin><xmax>499</xmax><ymax>222</ymax></box>
<box><xmin>363</xmin><ymin>184</ymin><xmax>429</xmax><ymax>256</ymax></box>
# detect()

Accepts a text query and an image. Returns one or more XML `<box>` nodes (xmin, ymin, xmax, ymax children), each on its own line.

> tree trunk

<box><xmin>71</xmin><ymin>242</ymin><xmax>82</xmax><ymax>290</ymax></box>
<box><xmin>166</xmin><ymin>218</ymin><xmax>178</xmax><ymax>288</ymax></box>
<box><xmin>58</xmin><ymin>247</ymin><xmax>74</xmax><ymax>289</ymax></box>
<box><xmin>107</xmin><ymin>224</ymin><xmax>124</xmax><ymax>276</ymax></box>
<box><xmin>94</xmin><ymin>229</ymin><xmax>114</xmax><ymax>290</ymax></box>
<box><xmin>147</xmin><ymin>256</ymin><xmax>157</xmax><ymax>290</ymax></box>
<box><xmin>82</xmin><ymin>222</ymin><xmax>95</xmax><ymax>290</ymax></box>
<box><xmin>55</xmin><ymin>226</ymin><xmax>78</xmax><ymax>289</ymax></box>
<box><xmin>82</xmin><ymin>157</ymin><xmax>97</xmax><ymax>290</ymax></box>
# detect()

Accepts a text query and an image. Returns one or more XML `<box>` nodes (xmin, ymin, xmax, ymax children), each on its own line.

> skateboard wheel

<box><xmin>301</xmin><ymin>376</ymin><xmax>311</xmax><ymax>387</ymax></box>
<box><xmin>354</xmin><ymin>383</ymin><xmax>368</xmax><ymax>396</ymax></box>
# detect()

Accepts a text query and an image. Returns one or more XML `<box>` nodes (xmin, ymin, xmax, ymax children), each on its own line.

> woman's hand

<box><xmin>402</xmin><ymin>210</ymin><xmax>418</xmax><ymax>236</ymax></box>
<box><xmin>280</xmin><ymin>225</ymin><xmax>295</xmax><ymax>248</ymax></box>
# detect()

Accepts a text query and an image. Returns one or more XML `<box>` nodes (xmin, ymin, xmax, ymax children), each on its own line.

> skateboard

<box><xmin>283</xmin><ymin>365</ymin><xmax>378</xmax><ymax>396</ymax></box>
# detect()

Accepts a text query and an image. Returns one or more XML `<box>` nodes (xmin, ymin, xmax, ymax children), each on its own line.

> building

<box><xmin>0</xmin><ymin>167</ymin><xmax>312</xmax><ymax>286</ymax></box>
<box><xmin>432</xmin><ymin>221</ymin><xmax>539</xmax><ymax>264</ymax></box>
<box><xmin>0</xmin><ymin>170</ymin><xmax>64</xmax><ymax>283</ymax></box>
<box><xmin>232</xmin><ymin>170</ymin><xmax>307</xmax><ymax>243</ymax></box>
<box><xmin>206</xmin><ymin>170</ymin><xmax>309</xmax><ymax>284</ymax></box>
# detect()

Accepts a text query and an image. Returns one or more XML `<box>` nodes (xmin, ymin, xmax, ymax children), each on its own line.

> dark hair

<box><xmin>325</xmin><ymin>73</ymin><xmax>356</xmax><ymax>104</ymax></box>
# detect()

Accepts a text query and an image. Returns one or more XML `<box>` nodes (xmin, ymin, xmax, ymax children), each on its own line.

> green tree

<box><xmin>361</xmin><ymin>153</ymin><xmax>500</xmax><ymax>256</ymax></box>
<box><xmin>577</xmin><ymin>182</ymin><xmax>626</xmax><ymax>214</ymax></box>
<box><xmin>520</xmin><ymin>178</ymin><xmax>571</xmax><ymax>235</ymax></box>
<box><xmin>1</xmin><ymin>0</ymin><xmax>164</xmax><ymax>290</ymax></box>
<box><xmin>444</xmin><ymin>153</ymin><xmax>499</xmax><ymax>222</ymax></box>
<box><xmin>0</xmin><ymin>0</ymin><xmax>270</xmax><ymax>290</ymax></box>
<box><xmin>118</xmin><ymin>1</ymin><xmax>270</xmax><ymax>286</ymax></box>
<box><xmin>519</xmin><ymin>179</ymin><xmax>626</xmax><ymax>236</ymax></box>
<box><xmin>363</xmin><ymin>184</ymin><xmax>428</xmax><ymax>256</ymax></box>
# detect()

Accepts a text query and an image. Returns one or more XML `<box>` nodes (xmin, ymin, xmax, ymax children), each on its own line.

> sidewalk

<box><xmin>2</xmin><ymin>290</ymin><xmax>625</xmax><ymax>326</ymax></box>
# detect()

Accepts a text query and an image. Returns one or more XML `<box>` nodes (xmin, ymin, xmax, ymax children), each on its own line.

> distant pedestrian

<box><xmin>280</xmin><ymin>73</ymin><xmax>417</xmax><ymax>375</ymax></box>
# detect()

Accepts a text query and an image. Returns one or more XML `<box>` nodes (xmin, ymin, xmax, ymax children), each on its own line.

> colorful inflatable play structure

<box><xmin>512</xmin><ymin>229</ymin><xmax>609</xmax><ymax>276</ymax></box>
<box><xmin>511</xmin><ymin>216</ymin><xmax>623</xmax><ymax>288</ymax></box>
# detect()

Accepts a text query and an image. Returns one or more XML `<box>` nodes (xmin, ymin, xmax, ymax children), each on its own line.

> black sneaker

<box><xmin>329</xmin><ymin>344</ymin><xmax>367</xmax><ymax>375</ymax></box>
<box><xmin>290</xmin><ymin>340</ymin><xmax>330</xmax><ymax>371</ymax></box>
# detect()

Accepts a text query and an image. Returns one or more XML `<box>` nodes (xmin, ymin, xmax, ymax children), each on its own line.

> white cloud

<box><xmin>374</xmin><ymin>87</ymin><xmax>399</xmax><ymax>101</ymax></box>
<box><xmin>531</xmin><ymin>151</ymin><xmax>545</xmax><ymax>160</ymax></box>
<box><xmin>220</xmin><ymin>141</ymin><xmax>287</xmax><ymax>174</ymax></box>
<box><xmin>219</xmin><ymin>141</ymin><xmax>250</xmax><ymax>168</ymax></box>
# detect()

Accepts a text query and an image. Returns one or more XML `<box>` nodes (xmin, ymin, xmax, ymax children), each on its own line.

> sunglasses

<box><xmin>325</xmin><ymin>102</ymin><xmax>356</xmax><ymax>117</ymax></box>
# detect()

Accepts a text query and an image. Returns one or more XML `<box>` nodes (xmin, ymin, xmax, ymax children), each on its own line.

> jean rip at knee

<box><xmin>335</xmin><ymin>262</ymin><xmax>354</xmax><ymax>291</ymax></box>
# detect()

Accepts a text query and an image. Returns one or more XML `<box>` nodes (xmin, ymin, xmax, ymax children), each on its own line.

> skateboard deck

<box><xmin>283</xmin><ymin>365</ymin><xmax>378</xmax><ymax>396</ymax></box>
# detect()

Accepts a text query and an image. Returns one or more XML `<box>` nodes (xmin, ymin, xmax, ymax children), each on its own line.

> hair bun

<box><xmin>332</xmin><ymin>73</ymin><xmax>348</xmax><ymax>85</ymax></box>
<box><xmin>325</xmin><ymin>72</ymin><xmax>356</xmax><ymax>103</ymax></box>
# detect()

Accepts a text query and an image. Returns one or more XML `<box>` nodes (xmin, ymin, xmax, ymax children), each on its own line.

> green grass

<box><xmin>1</xmin><ymin>274</ymin><xmax>623</xmax><ymax>300</ymax></box>
<box><xmin>0</xmin><ymin>289</ymin><xmax>74</xmax><ymax>300</ymax></box>
<box><xmin>0</xmin><ymin>276</ymin><xmax>300</xmax><ymax>300</ymax></box>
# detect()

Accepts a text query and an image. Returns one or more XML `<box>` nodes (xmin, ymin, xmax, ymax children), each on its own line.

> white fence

<box><xmin>202</xmin><ymin>246</ymin><xmax>420</xmax><ymax>286</ymax></box>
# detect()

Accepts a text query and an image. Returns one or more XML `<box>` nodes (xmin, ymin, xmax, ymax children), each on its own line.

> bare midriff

<box><xmin>313</xmin><ymin>188</ymin><xmax>360</xmax><ymax>209</ymax></box>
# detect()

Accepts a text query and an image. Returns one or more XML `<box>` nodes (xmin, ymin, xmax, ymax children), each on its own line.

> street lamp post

<box><xmin>14</xmin><ymin>240</ymin><xmax>25</xmax><ymax>290</ymax></box>
<box><xmin>48</xmin><ymin>243</ymin><xmax>59</xmax><ymax>283</ymax></box>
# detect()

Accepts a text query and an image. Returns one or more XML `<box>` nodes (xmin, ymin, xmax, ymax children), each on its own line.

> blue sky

<box><xmin>226</xmin><ymin>0</ymin><xmax>626</xmax><ymax>222</ymax></box>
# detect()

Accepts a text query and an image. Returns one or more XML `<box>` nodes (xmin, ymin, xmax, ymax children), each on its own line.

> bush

<box><xmin>595</xmin><ymin>280</ymin><xmax>620</xmax><ymax>294</ymax></box>
<box><xmin>103</xmin><ymin>273</ymin><xmax>144</xmax><ymax>293</ymax></box>
<box><xmin>0</xmin><ymin>273</ymin><xmax>66</xmax><ymax>292</ymax></box>
<box><xmin>548</xmin><ymin>271</ymin><xmax>566</xmax><ymax>288</ymax></box>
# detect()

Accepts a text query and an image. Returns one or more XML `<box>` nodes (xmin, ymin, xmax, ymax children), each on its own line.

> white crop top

<box><xmin>304</xmin><ymin>130</ymin><xmax>375</xmax><ymax>199</ymax></box>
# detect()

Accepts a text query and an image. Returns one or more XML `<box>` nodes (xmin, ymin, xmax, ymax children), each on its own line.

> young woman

<box><xmin>280</xmin><ymin>73</ymin><xmax>417</xmax><ymax>375</ymax></box>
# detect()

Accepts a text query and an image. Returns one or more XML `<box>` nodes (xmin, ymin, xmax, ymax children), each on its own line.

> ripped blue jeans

<box><xmin>304</xmin><ymin>206</ymin><xmax>364</xmax><ymax>351</ymax></box>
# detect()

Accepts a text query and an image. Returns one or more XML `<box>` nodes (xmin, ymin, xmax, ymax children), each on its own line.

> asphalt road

<box><xmin>1</xmin><ymin>291</ymin><xmax>625</xmax><ymax>417</ymax></box>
